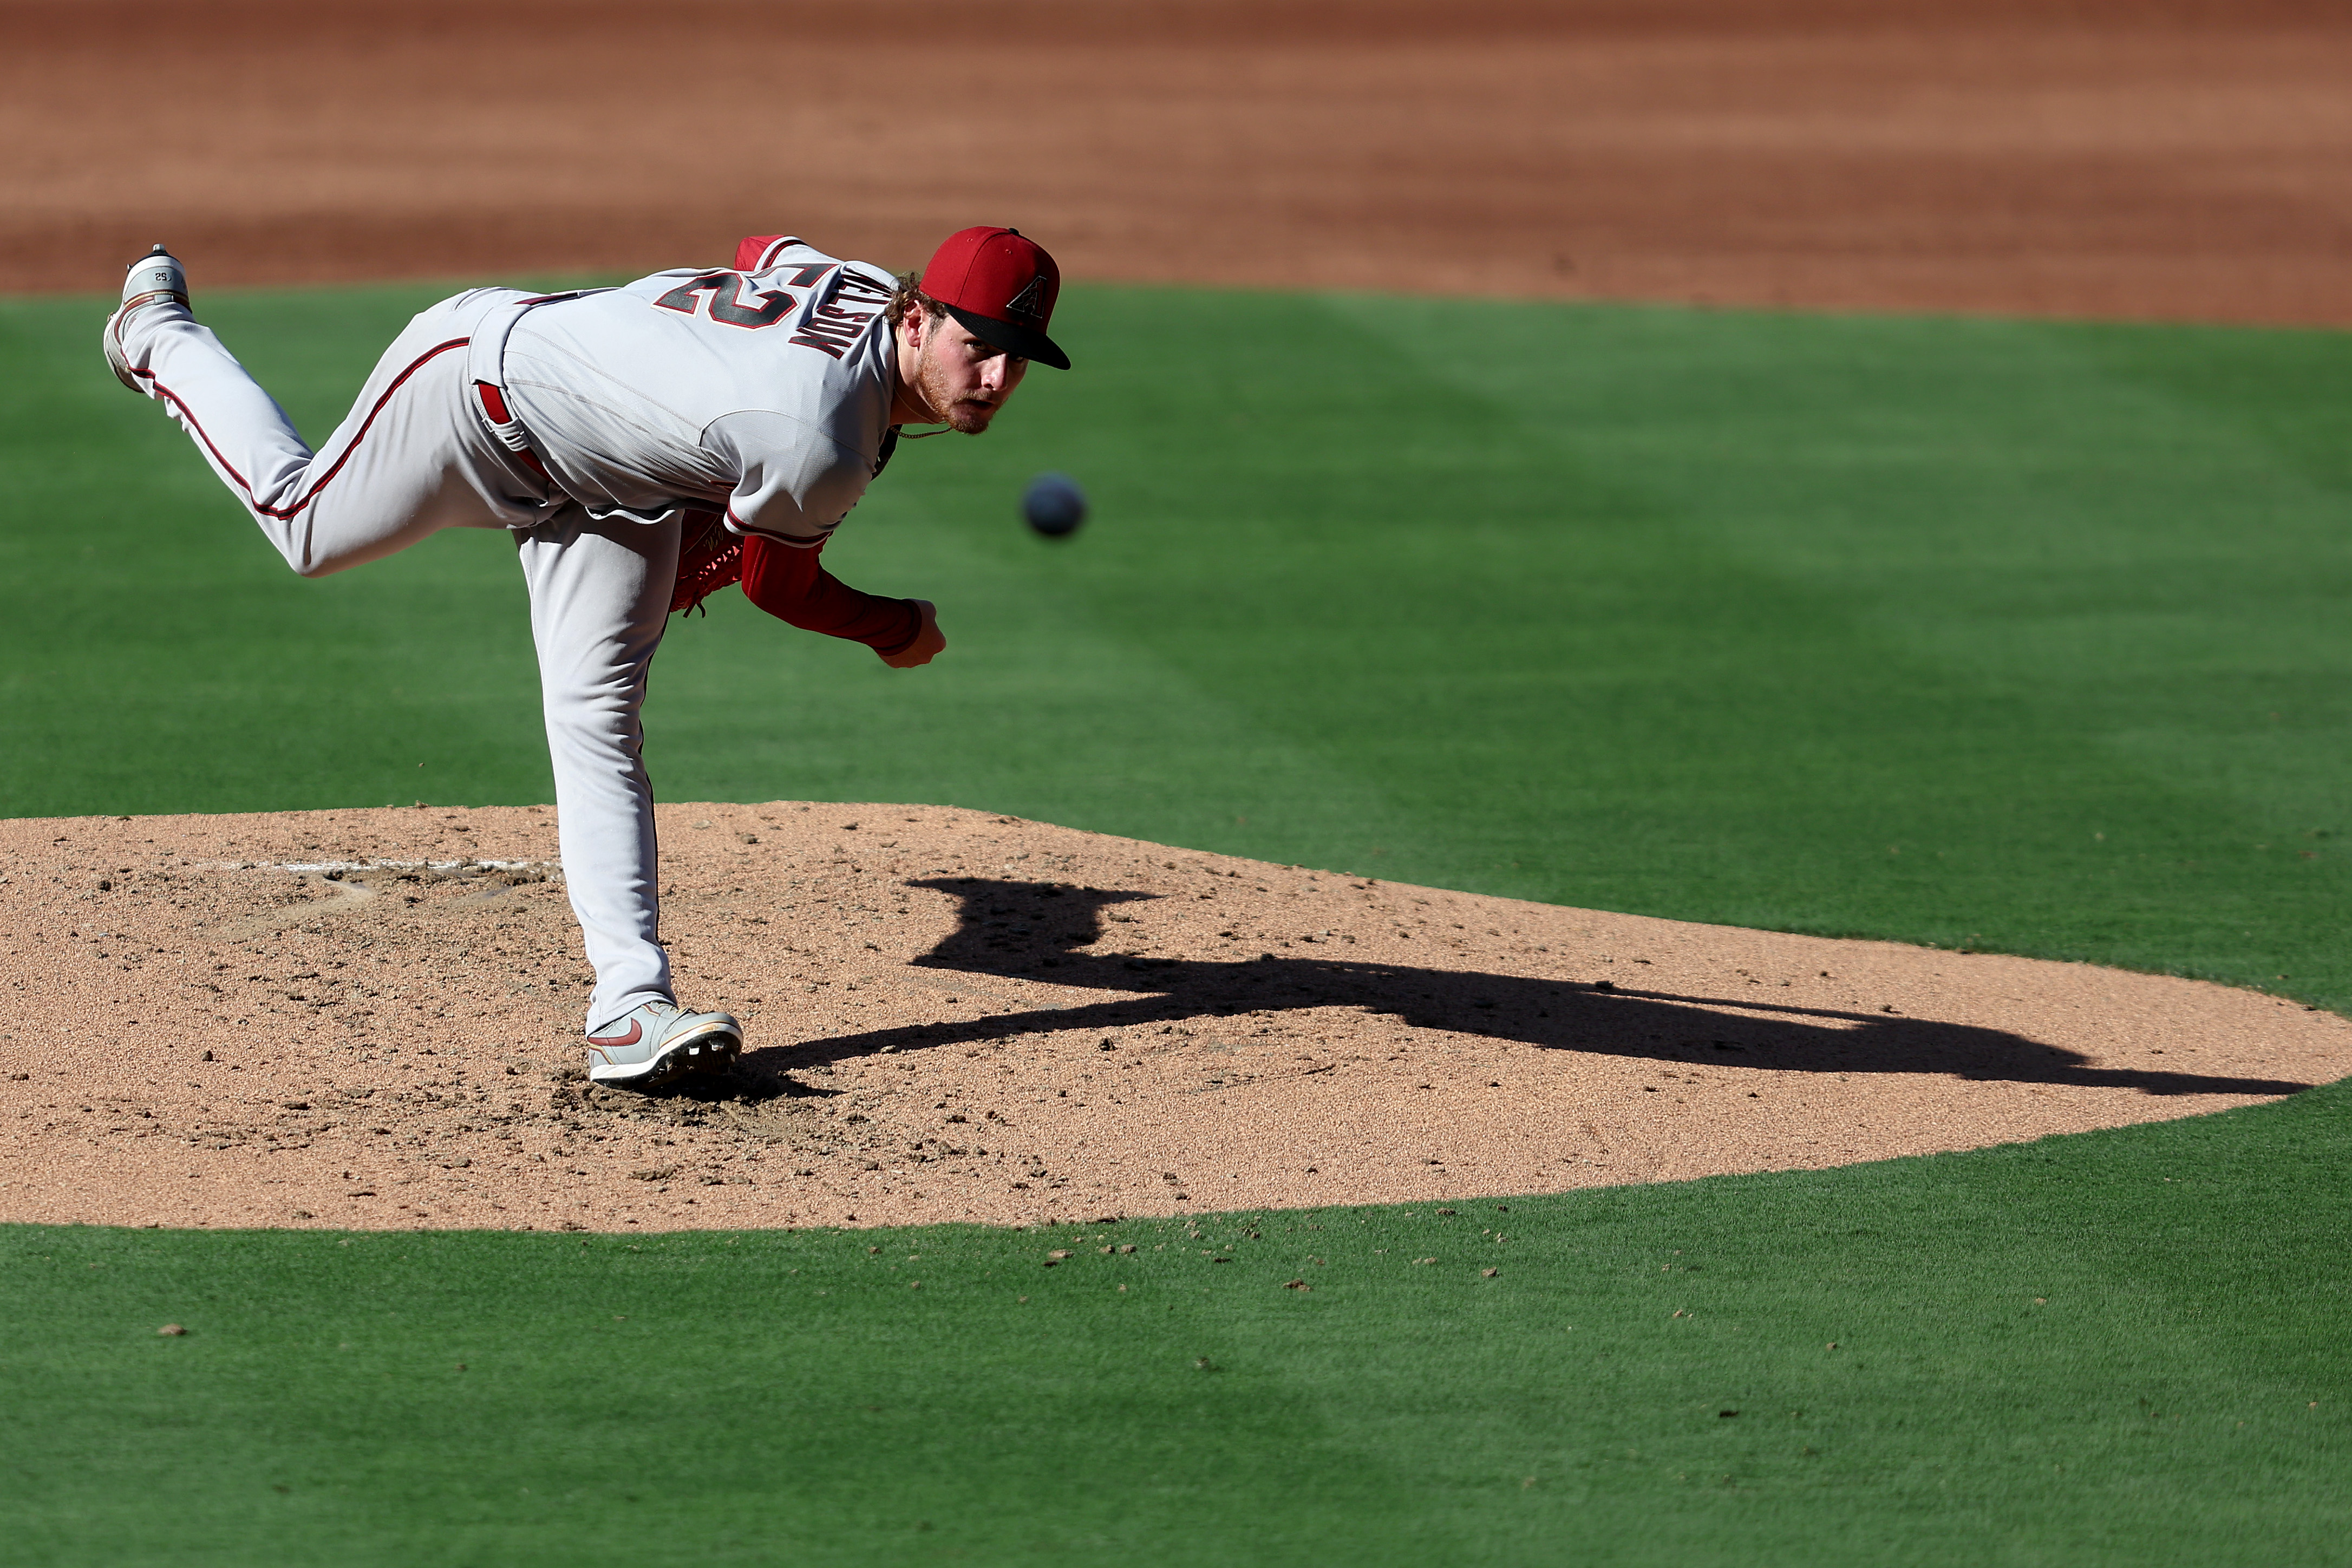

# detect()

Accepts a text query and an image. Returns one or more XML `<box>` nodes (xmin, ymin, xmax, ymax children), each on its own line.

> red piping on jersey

<box><xmin>726</xmin><ymin>506</ymin><xmax>829</xmax><ymax>547</ymax></box>
<box><xmin>143</xmin><ymin>337</ymin><xmax>473</xmax><ymax>520</ymax></box>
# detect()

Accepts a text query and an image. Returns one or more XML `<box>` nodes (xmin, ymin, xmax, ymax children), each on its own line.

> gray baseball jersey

<box><xmin>501</xmin><ymin>241</ymin><xmax>898</xmax><ymax>547</ymax></box>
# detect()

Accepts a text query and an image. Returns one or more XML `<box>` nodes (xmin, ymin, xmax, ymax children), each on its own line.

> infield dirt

<box><xmin>4</xmin><ymin>804</ymin><xmax>2344</xmax><ymax>1233</ymax></box>
<box><xmin>3</xmin><ymin>0</ymin><xmax>2351</xmax><ymax>324</ymax></box>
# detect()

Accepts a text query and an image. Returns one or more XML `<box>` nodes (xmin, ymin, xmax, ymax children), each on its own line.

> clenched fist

<box><xmin>879</xmin><ymin>599</ymin><xmax>945</xmax><ymax>668</ymax></box>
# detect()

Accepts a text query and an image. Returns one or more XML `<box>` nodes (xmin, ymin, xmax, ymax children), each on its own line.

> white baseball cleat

<box><xmin>102</xmin><ymin>243</ymin><xmax>191</xmax><ymax>393</ymax></box>
<box><xmin>584</xmin><ymin>998</ymin><xmax>743</xmax><ymax>1087</ymax></box>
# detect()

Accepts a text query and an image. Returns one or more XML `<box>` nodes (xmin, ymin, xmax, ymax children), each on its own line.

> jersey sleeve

<box><xmin>737</xmin><ymin>533</ymin><xmax>923</xmax><ymax>655</ymax></box>
<box><xmin>703</xmin><ymin>410</ymin><xmax>878</xmax><ymax>550</ymax></box>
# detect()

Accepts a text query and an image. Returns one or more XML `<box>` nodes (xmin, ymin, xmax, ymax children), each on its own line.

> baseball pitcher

<box><xmin>101</xmin><ymin>226</ymin><xmax>1070</xmax><ymax>1087</ymax></box>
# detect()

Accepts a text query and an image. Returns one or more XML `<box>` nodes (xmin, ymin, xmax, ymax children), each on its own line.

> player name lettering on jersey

<box><xmin>495</xmin><ymin>243</ymin><xmax>897</xmax><ymax>541</ymax></box>
<box><xmin>789</xmin><ymin>270</ymin><xmax>893</xmax><ymax>360</ymax></box>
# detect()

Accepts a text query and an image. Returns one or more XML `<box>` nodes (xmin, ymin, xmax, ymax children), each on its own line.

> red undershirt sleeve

<box><xmin>737</xmin><ymin>533</ymin><xmax>923</xmax><ymax>656</ymax></box>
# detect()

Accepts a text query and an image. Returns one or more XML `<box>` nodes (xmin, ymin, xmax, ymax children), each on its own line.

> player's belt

<box><xmin>473</xmin><ymin>380</ymin><xmax>553</xmax><ymax>481</ymax></box>
<box><xmin>465</xmin><ymin>288</ymin><xmax>610</xmax><ymax>494</ymax></box>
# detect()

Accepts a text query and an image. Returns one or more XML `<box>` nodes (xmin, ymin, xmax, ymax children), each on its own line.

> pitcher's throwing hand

<box><xmin>879</xmin><ymin>600</ymin><xmax>947</xmax><ymax>668</ymax></box>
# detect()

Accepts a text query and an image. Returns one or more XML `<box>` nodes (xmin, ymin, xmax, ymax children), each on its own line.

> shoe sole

<box><xmin>586</xmin><ymin>1018</ymin><xmax>742</xmax><ymax>1087</ymax></box>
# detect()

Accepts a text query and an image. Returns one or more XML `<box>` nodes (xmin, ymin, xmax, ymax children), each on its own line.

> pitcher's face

<box><xmin>911</xmin><ymin>312</ymin><xmax>1028</xmax><ymax>434</ymax></box>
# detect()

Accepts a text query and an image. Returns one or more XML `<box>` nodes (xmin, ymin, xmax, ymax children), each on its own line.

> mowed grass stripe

<box><xmin>1336</xmin><ymin>294</ymin><xmax>2352</xmax><ymax>990</ymax></box>
<box><xmin>3</xmin><ymin>280</ymin><xmax>2350</xmax><ymax>1562</ymax></box>
<box><xmin>5</xmin><ymin>1086</ymin><xmax>2348</xmax><ymax>1566</ymax></box>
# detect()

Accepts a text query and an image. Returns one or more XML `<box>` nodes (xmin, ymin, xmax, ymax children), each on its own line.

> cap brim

<box><xmin>942</xmin><ymin>303</ymin><xmax>1070</xmax><ymax>370</ymax></box>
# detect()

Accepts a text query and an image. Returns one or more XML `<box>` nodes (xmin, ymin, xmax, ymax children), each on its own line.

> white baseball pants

<box><xmin>117</xmin><ymin>289</ymin><xmax>680</xmax><ymax>1033</ymax></box>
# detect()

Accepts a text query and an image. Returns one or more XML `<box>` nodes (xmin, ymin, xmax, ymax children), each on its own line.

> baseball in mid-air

<box><xmin>1022</xmin><ymin>472</ymin><xmax>1088</xmax><ymax>538</ymax></box>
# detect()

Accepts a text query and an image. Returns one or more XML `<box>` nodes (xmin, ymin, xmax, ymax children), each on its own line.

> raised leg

<box><xmin>113</xmin><ymin>282</ymin><xmax>550</xmax><ymax>575</ymax></box>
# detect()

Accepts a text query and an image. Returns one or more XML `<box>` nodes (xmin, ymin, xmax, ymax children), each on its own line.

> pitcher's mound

<box><xmin>3</xmin><ymin>803</ymin><xmax>2344</xmax><ymax>1233</ymax></box>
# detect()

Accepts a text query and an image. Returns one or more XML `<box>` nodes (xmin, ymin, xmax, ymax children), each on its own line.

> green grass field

<box><xmin>2</xmin><ymin>280</ymin><xmax>2348</xmax><ymax>1563</ymax></box>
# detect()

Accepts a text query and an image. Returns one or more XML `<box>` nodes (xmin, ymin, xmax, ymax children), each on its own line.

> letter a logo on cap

<box><xmin>1004</xmin><ymin>275</ymin><xmax>1049</xmax><ymax>324</ymax></box>
<box><xmin>920</xmin><ymin>225</ymin><xmax>1072</xmax><ymax>369</ymax></box>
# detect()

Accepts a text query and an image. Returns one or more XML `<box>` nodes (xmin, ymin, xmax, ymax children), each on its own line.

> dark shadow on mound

<box><xmin>736</xmin><ymin>878</ymin><xmax>2311</xmax><ymax>1097</ymax></box>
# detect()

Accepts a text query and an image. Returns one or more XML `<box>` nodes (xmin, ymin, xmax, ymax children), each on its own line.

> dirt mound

<box><xmin>1</xmin><ymin>802</ymin><xmax>2342</xmax><ymax>1232</ymax></box>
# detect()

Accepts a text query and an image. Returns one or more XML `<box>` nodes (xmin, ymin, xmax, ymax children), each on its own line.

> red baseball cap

<box><xmin>919</xmin><ymin>226</ymin><xmax>1069</xmax><ymax>370</ymax></box>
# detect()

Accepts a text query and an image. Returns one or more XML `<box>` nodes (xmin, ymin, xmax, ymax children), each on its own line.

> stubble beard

<box><xmin>916</xmin><ymin>339</ymin><xmax>998</xmax><ymax>435</ymax></box>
